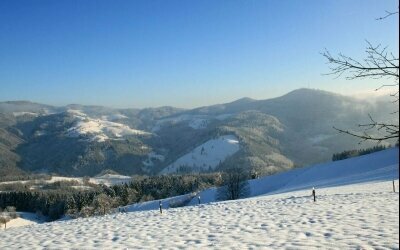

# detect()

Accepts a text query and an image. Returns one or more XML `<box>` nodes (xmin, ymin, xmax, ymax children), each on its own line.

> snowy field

<box><xmin>0</xmin><ymin>148</ymin><xmax>398</xmax><ymax>249</ymax></box>
<box><xmin>132</xmin><ymin>148</ymin><xmax>398</xmax><ymax>211</ymax></box>
<box><xmin>0</xmin><ymin>212</ymin><xmax>45</xmax><ymax>230</ymax></box>
<box><xmin>0</xmin><ymin>180</ymin><xmax>398</xmax><ymax>249</ymax></box>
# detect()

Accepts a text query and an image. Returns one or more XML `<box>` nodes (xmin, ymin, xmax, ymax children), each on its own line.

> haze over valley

<box><xmin>1</xmin><ymin>88</ymin><xmax>395</xmax><ymax>177</ymax></box>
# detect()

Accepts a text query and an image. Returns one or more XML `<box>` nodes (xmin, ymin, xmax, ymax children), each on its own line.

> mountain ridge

<box><xmin>0</xmin><ymin>88</ymin><xmax>358</xmax><ymax>112</ymax></box>
<box><xmin>0</xmin><ymin>88</ymin><xmax>396</xmax><ymax>177</ymax></box>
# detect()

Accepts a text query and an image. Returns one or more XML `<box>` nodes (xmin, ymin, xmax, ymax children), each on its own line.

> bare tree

<box><xmin>0</xmin><ymin>214</ymin><xmax>10</xmax><ymax>229</ymax></box>
<box><xmin>92</xmin><ymin>193</ymin><xmax>114</xmax><ymax>215</ymax></box>
<box><xmin>5</xmin><ymin>206</ymin><xmax>17</xmax><ymax>219</ymax></box>
<box><xmin>217</xmin><ymin>167</ymin><xmax>250</xmax><ymax>201</ymax></box>
<box><xmin>322</xmin><ymin>10</ymin><xmax>399</xmax><ymax>143</ymax></box>
<box><xmin>79</xmin><ymin>206</ymin><xmax>95</xmax><ymax>218</ymax></box>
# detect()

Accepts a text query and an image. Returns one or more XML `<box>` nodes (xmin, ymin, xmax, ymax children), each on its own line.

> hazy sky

<box><xmin>0</xmin><ymin>0</ymin><xmax>398</xmax><ymax>108</ymax></box>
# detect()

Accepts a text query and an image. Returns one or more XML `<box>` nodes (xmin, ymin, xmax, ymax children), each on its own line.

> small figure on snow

<box><xmin>198</xmin><ymin>195</ymin><xmax>201</xmax><ymax>205</ymax></box>
<box><xmin>159</xmin><ymin>201</ymin><xmax>163</xmax><ymax>214</ymax></box>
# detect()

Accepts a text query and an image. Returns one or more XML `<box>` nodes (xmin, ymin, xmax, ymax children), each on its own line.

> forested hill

<box><xmin>0</xmin><ymin>89</ymin><xmax>396</xmax><ymax>177</ymax></box>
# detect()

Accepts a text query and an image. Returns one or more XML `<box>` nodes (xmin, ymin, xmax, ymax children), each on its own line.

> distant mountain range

<box><xmin>0</xmin><ymin>88</ymin><xmax>396</xmax><ymax>177</ymax></box>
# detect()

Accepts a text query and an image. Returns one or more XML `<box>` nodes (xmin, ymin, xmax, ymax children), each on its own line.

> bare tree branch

<box><xmin>376</xmin><ymin>10</ymin><xmax>399</xmax><ymax>20</ymax></box>
<box><xmin>334</xmin><ymin>126</ymin><xmax>399</xmax><ymax>143</ymax></box>
<box><xmin>323</xmin><ymin>21</ymin><xmax>399</xmax><ymax>143</ymax></box>
<box><xmin>322</xmin><ymin>42</ymin><xmax>399</xmax><ymax>81</ymax></box>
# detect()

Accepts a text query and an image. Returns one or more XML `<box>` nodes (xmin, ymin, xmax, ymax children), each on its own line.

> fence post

<box><xmin>393</xmin><ymin>180</ymin><xmax>396</xmax><ymax>193</ymax></box>
<box><xmin>312</xmin><ymin>187</ymin><xmax>316</xmax><ymax>202</ymax></box>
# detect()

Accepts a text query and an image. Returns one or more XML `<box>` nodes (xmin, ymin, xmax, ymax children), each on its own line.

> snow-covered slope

<box><xmin>160</xmin><ymin>135</ymin><xmax>240</xmax><ymax>174</ymax></box>
<box><xmin>191</xmin><ymin>147</ymin><xmax>399</xmax><ymax>205</ymax></box>
<box><xmin>65</xmin><ymin>109</ymin><xmax>149</xmax><ymax>142</ymax></box>
<box><xmin>0</xmin><ymin>148</ymin><xmax>398</xmax><ymax>249</ymax></box>
<box><xmin>1</xmin><ymin>182</ymin><xmax>398</xmax><ymax>248</ymax></box>
<box><xmin>101</xmin><ymin>114</ymin><xmax>128</xmax><ymax>121</ymax></box>
<box><xmin>124</xmin><ymin>147</ymin><xmax>399</xmax><ymax>212</ymax></box>
<box><xmin>0</xmin><ymin>212</ymin><xmax>45</xmax><ymax>230</ymax></box>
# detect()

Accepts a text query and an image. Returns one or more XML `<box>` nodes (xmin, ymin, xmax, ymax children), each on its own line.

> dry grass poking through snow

<box><xmin>0</xmin><ymin>180</ymin><xmax>398</xmax><ymax>249</ymax></box>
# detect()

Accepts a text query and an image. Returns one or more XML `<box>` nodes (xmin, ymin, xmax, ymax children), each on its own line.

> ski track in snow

<box><xmin>0</xmin><ymin>181</ymin><xmax>398</xmax><ymax>249</ymax></box>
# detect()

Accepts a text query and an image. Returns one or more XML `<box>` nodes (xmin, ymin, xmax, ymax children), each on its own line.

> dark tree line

<box><xmin>332</xmin><ymin>145</ymin><xmax>389</xmax><ymax>161</ymax></box>
<box><xmin>0</xmin><ymin>189</ymin><xmax>99</xmax><ymax>220</ymax></box>
<box><xmin>0</xmin><ymin>173</ymin><xmax>222</xmax><ymax>221</ymax></box>
<box><xmin>0</xmin><ymin>174</ymin><xmax>52</xmax><ymax>183</ymax></box>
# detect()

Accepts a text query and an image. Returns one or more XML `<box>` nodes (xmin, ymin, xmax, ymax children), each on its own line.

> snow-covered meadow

<box><xmin>0</xmin><ymin>181</ymin><xmax>398</xmax><ymax>249</ymax></box>
<box><xmin>0</xmin><ymin>148</ymin><xmax>398</xmax><ymax>249</ymax></box>
<box><xmin>0</xmin><ymin>212</ymin><xmax>45</xmax><ymax>230</ymax></box>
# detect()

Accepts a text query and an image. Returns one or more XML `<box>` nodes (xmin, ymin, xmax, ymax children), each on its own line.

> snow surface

<box><xmin>160</xmin><ymin>135</ymin><xmax>240</xmax><ymax>174</ymax></box>
<box><xmin>0</xmin><ymin>182</ymin><xmax>398</xmax><ymax>248</ymax></box>
<box><xmin>65</xmin><ymin>109</ymin><xmax>149</xmax><ymax>142</ymax></box>
<box><xmin>190</xmin><ymin>147</ymin><xmax>399</xmax><ymax>204</ymax></box>
<box><xmin>0</xmin><ymin>212</ymin><xmax>44</xmax><ymax>230</ymax></box>
<box><xmin>126</xmin><ymin>147</ymin><xmax>399</xmax><ymax>212</ymax></box>
<box><xmin>91</xmin><ymin>174</ymin><xmax>132</xmax><ymax>186</ymax></box>
<box><xmin>47</xmin><ymin>176</ymin><xmax>83</xmax><ymax>183</ymax></box>
<box><xmin>49</xmin><ymin>174</ymin><xmax>132</xmax><ymax>186</ymax></box>
<box><xmin>12</xmin><ymin>112</ymin><xmax>39</xmax><ymax>117</ymax></box>
<box><xmin>0</xmin><ymin>148</ymin><xmax>398</xmax><ymax>249</ymax></box>
<box><xmin>101</xmin><ymin>114</ymin><xmax>128</xmax><ymax>121</ymax></box>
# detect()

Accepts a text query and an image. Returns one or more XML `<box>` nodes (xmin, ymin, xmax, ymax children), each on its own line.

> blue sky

<box><xmin>0</xmin><ymin>0</ymin><xmax>398</xmax><ymax>108</ymax></box>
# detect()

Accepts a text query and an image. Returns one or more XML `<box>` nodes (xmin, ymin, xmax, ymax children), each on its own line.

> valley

<box><xmin>0</xmin><ymin>88</ymin><xmax>395</xmax><ymax>177</ymax></box>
